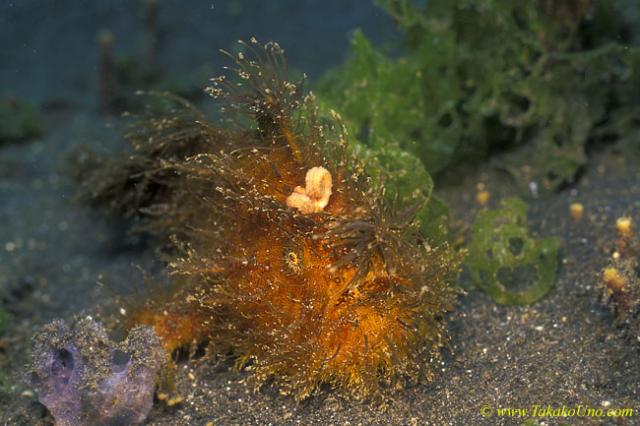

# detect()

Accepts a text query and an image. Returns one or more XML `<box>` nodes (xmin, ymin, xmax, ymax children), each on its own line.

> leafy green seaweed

<box><xmin>318</xmin><ymin>0</ymin><xmax>640</xmax><ymax>193</ymax></box>
<box><xmin>466</xmin><ymin>198</ymin><xmax>558</xmax><ymax>305</ymax></box>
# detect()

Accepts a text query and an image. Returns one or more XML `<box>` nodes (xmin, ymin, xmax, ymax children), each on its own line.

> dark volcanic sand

<box><xmin>1</xmin><ymin>1</ymin><xmax>640</xmax><ymax>425</ymax></box>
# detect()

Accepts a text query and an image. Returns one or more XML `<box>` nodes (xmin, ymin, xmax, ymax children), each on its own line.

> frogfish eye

<box><xmin>283</xmin><ymin>246</ymin><xmax>303</xmax><ymax>273</ymax></box>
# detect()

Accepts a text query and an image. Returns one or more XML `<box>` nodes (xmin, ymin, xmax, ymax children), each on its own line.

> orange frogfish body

<box><xmin>85</xmin><ymin>40</ymin><xmax>460</xmax><ymax>399</ymax></box>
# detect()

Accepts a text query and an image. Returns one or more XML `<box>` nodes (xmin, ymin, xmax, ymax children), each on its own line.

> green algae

<box><xmin>318</xmin><ymin>0</ymin><xmax>640</xmax><ymax>193</ymax></box>
<box><xmin>315</xmin><ymin>91</ymin><xmax>448</xmax><ymax>245</ymax></box>
<box><xmin>466</xmin><ymin>198</ymin><xmax>558</xmax><ymax>305</ymax></box>
<box><xmin>0</xmin><ymin>98</ymin><xmax>44</xmax><ymax>143</ymax></box>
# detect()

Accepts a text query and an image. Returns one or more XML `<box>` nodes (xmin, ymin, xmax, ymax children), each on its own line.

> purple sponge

<box><xmin>27</xmin><ymin>317</ymin><xmax>165</xmax><ymax>425</ymax></box>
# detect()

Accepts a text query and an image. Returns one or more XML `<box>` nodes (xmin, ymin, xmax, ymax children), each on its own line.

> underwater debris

<box><xmin>616</xmin><ymin>216</ymin><xmax>633</xmax><ymax>239</ymax></box>
<box><xmin>599</xmin><ymin>215</ymin><xmax>640</xmax><ymax>344</ymax></box>
<box><xmin>0</xmin><ymin>308</ymin><xmax>9</xmax><ymax>336</ymax></box>
<box><xmin>603</xmin><ymin>266</ymin><xmax>627</xmax><ymax>292</ymax></box>
<box><xmin>0</xmin><ymin>308</ymin><xmax>10</xmax><ymax>392</ymax></box>
<box><xmin>143</xmin><ymin>0</ymin><xmax>158</xmax><ymax>69</ymax></box>
<box><xmin>466</xmin><ymin>198</ymin><xmax>559</xmax><ymax>305</ymax></box>
<box><xmin>98</xmin><ymin>30</ymin><xmax>116</xmax><ymax>113</ymax></box>
<box><xmin>94</xmin><ymin>0</ymin><xmax>213</xmax><ymax>112</ymax></box>
<box><xmin>80</xmin><ymin>39</ymin><xmax>461</xmax><ymax>400</ymax></box>
<box><xmin>318</xmin><ymin>0</ymin><xmax>640</xmax><ymax>193</ymax></box>
<box><xmin>475</xmin><ymin>185</ymin><xmax>490</xmax><ymax>208</ymax></box>
<box><xmin>569</xmin><ymin>202</ymin><xmax>584</xmax><ymax>222</ymax></box>
<box><xmin>0</xmin><ymin>97</ymin><xmax>44</xmax><ymax>144</ymax></box>
<box><xmin>26</xmin><ymin>317</ymin><xmax>164</xmax><ymax>426</ymax></box>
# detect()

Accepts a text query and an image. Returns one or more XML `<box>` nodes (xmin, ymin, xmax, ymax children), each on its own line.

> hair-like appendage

<box><xmin>83</xmin><ymin>39</ymin><xmax>460</xmax><ymax>400</ymax></box>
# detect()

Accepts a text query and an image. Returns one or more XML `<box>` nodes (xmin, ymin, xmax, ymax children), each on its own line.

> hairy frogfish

<box><xmin>72</xmin><ymin>39</ymin><xmax>460</xmax><ymax>401</ymax></box>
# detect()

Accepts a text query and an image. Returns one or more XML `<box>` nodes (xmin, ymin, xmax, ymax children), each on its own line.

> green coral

<box><xmin>0</xmin><ymin>97</ymin><xmax>44</xmax><ymax>143</ymax></box>
<box><xmin>466</xmin><ymin>198</ymin><xmax>558</xmax><ymax>305</ymax></box>
<box><xmin>318</xmin><ymin>0</ymin><xmax>640</xmax><ymax>192</ymax></box>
